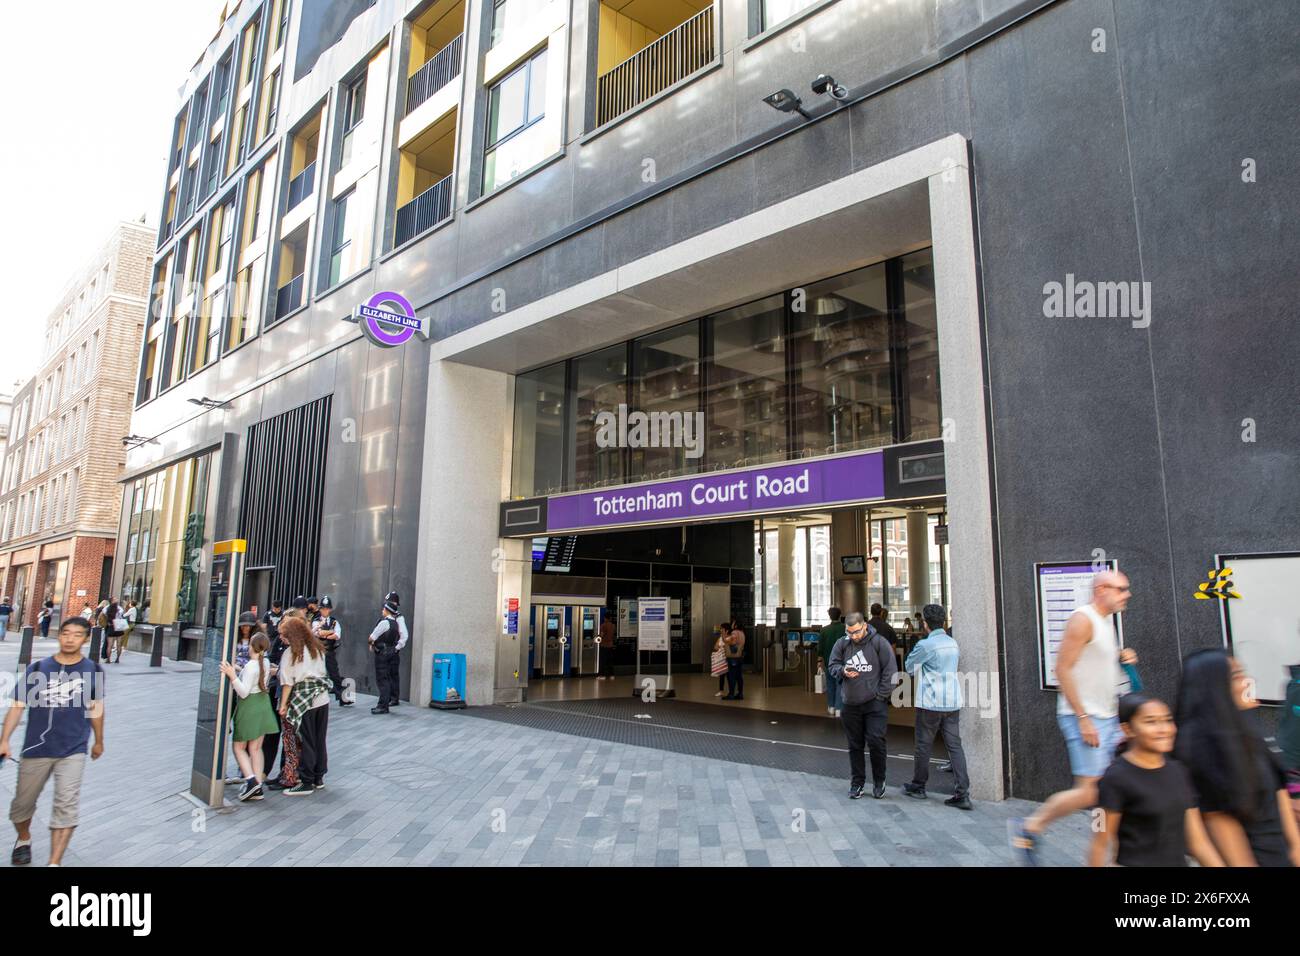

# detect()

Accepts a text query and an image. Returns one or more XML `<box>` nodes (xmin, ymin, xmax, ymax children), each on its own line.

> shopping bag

<box><xmin>710</xmin><ymin>650</ymin><xmax>728</xmax><ymax>677</ymax></box>
<box><xmin>815</xmin><ymin>670</ymin><xmax>825</xmax><ymax>694</ymax></box>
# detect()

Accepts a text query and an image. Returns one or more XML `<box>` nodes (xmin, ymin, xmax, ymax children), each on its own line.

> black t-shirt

<box><xmin>868</xmin><ymin>617</ymin><xmax>898</xmax><ymax>647</ymax></box>
<box><xmin>1098</xmin><ymin>755</ymin><xmax>1196</xmax><ymax>867</ymax></box>
<box><xmin>1195</xmin><ymin>723</ymin><xmax>1289</xmax><ymax>867</ymax></box>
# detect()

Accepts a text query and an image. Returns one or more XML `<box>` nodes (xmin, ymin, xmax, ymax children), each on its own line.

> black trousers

<box><xmin>841</xmin><ymin>698</ymin><xmax>889</xmax><ymax>788</ymax></box>
<box><xmin>296</xmin><ymin>704</ymin><xmax>329</xmax><ymax>786</ymax></box>
<box><xmin>324</xmin><ymin>643</ymin><xmax>344</xmax><ymax>701</ymax></box>
<box><xmin>385</xmin><ymin>650</ymin><xmax>401</xmax><ymax>704</ymax></box>
<box><xmin>912</xmin><ymin>708</ymin><xmax>971</xmax><ymax>796</ymax></box>
<box><xmin>261</xmin><ymin>680</ymin><xmax>282</xmax><ymax>771</ymax></box>
<box><xmin>726</xmin><ymin>657</ymin><xmax>744</xmax><ymax>697</ymax></box>
<box><xmin>374</xmin><ymin>647</ymin><xmax>397</xmax><ymax>707</ymax></box>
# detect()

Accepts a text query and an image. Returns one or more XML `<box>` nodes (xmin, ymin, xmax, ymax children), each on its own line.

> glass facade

<box><xmin>119</xmin><ymin>452</ymin><xmax>214</xmax><ymax>625</ymax></box>
<box><xmin>509</xmin><ymin>250</ymin><xmax>941</xmax><ymax>497</ymax></box>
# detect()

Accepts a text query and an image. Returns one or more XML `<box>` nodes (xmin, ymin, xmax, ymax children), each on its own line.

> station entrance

<box><xmin>518</xmin><ymin>499</ymin><xmax>952</xmax><ymax>726</ymax></box>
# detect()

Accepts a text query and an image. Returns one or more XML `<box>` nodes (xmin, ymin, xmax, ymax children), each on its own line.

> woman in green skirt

<box><xmin>219</xmin><ymin>633</ymin><xmax>281</xmax><ymax>802</ymax></box>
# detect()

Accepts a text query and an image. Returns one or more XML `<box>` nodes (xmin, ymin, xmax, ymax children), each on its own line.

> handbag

<box><xmin>710</xmin><ymin>649</ymin><xmax>728</xmax><ymax>677</ymax></box>
<box><xmin>113</xmin><ymin>616</ymin><xmax>128</xmax><ymax>631</ymax></box>
<box><xmin>815</xmin><ymin>669</ymin><xmax>825</xmax><ymax>694</ymax></box>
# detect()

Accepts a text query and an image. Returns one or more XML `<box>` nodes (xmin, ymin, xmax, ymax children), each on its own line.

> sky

<box><xmin>0</xmin><ymin>0</ymin><xmax>225</xmax><ymax>396</ymax></box>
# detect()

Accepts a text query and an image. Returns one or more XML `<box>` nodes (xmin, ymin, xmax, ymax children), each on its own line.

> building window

<box><xmin>759</xmin><ymin>0</ymin><xmax>823</xmax><ymax>32</ymax></box>
<box><xmin>482</xmin><ymin>46</ymin><xmax>547</xmax><ymax>194</ymax></box>
<box><xmin>326</xmin><ymin>191</ymin><xmax>353</xmax><ymax>288</ymax></box>
<box><xmin>339</xmin><ymin>74</ymin><xmax>366</xmax><ymax>168</ymax></box>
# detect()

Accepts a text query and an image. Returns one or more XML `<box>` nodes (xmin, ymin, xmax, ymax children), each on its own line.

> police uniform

<box><xmin>313</xmin><ymin>596</ymin><xmax>348</xmax><ymax>706</ymax></box>
<box><xmin>369</xmin><ymin>601</ymin><xmax>401</xmax><ymax>714</ymax></box>
<box><xmin>383</xmin><ymin>591</ymin><xmax>407</xmax><ymax>707</ymax></box>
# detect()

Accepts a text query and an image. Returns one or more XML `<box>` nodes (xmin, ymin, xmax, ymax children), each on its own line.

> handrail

<box><xmin>596</xmin><ymin>7</ymin><xmax>715</xmax><ymax>127</ymax></box>
<box><xmin>394</xmin><ymin>174</ymin><xmax>453</xmax><ymax>246</ymax></box>
<box><xmin>406</xmin><ymin>34</ymin><xmax>464</xmax><ymax>116</ymax></box>
<box><xmin>286</xmin><ymin>162</ymin><xmax>316</xmax><ymax>211</ymax></box>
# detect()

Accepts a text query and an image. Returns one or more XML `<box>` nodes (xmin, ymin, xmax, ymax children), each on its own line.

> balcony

<box><xmin>406</xmin><ymin>34</ymin><xmax>464</xmax><ymax>116</ymax></box>
<box><xmin>286</xmin><ymin>161</ymin><xmax>316</xmax><ymax>211</ymax></box>
<box><xmin>596</xmin><ymin>6</ymin><xmax>714</xmax><ymax>127</ymax></box>
<box><xmin>394</xmin><ymin>174</ymin><xmax>453</xmax><ymax>247</ymax></box>
<box><xmin>275</xmin><ymin>273</ymin><xmax>304</xmax><ymax>318</ymax></box>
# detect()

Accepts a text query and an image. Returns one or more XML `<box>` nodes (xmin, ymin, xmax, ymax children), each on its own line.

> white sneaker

<box><xmin>714</xmin><ymin>691</ymin><xmax>725</xmax><ymax>697</ymax></box>
<box><xmin>834</xmin><ymin>709</ymin><xmax>842</xmax><ymax>718</ymax></box>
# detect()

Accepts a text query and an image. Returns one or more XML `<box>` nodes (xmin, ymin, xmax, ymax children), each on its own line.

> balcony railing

<box><xmin>275</xmin><ymin>273</ymin><xmax>304</xmax><ymax>319</ymax></box>
<box><xmin>596</xmin><ymin>7</ymin><xmax>714</xmax><ymax>127</ymax></box>
<box><xmin>394</xmin><ymin>174</ymin><xmax>453</xmax><ymax>247</ymax></box>
<box><xmin>406</xmin><ymin>34</ymin><xmax>464</xmax><ymax>117</ymax></box>
<box><xmin>286</xmin><ymin>161</ymin><xmax>316</xmax><ymax>211</ymax></box>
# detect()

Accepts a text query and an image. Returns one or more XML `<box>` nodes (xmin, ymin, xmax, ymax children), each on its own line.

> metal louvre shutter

<box><xmin>238</xmin><ymin>395</ymin><xmax>332</xmax><ymax>605</ymax></box>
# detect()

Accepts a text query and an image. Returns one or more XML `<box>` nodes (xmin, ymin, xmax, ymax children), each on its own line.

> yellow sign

<box><xmin>1194</xmin><ymin>567</ymin><xmax>1240</xmax><ymax>601</ymax></box>
<box><xmin>213</xmin><ymin>539</ymin><xmax>248</xmax><ymax>555</ymax></box>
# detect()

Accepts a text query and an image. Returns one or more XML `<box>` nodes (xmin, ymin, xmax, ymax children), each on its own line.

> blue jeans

<box><xmin>824</xmin><ymin>673</ymin><xmax>842</xmax><ymax>711</ymax></box>
<box><xmin>726</xmin><ymin>658</ymin><xmax>744</xmax><ymax>697</ymax></box>
<box><xmin>0</xmin><ymin>614</ymin><xmax>8</xmax><ymax>638</ymax></box>
<box><xmin>1056</xmin><ymin>712</ymin><xmax>1123</xmax><ymax>778</ymax></box>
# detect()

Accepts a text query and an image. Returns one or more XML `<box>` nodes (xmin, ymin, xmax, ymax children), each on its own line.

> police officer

<box><xmin>313</xmin><ymin>595</ymin><xmax>350</xmax><ymax>706</ymax></box>
<box><xmin>382</xmin><ymin>591</ymin><xmax>408</xmax><ymax>708</ymax></box>
<box><xmin>306</xmin><ymin>596</ymin><xmax>321</xmax><ymax>626</ymax></box>
<box><xmin>368</xmin><ymin>600</ymin><xmax>401</xmax><ymax>714</ymax></box>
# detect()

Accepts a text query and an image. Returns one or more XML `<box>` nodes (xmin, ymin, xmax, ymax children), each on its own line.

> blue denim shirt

<box><xmin>904</xmin><ymin>629</ymin><xmax>962</xmax><ymax>712</ymax></box>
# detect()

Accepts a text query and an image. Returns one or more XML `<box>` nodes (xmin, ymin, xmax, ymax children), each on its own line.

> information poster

<box><xmin>618</xmin><ymin>598</ymin><xmax>638</xmax><ymax>638</ymax></box>
<box><xmin>637</xmin><ymin>597</ymin><xmax>670</xmax><ymax>651</ymax></box>
<box><xmin>1035</xmin><ymin>560</ymin><xmax>1122</xmax><ymax>690</ymax></box>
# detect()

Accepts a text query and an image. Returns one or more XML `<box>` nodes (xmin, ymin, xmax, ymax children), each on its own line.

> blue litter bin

<box><xmin>430</xmin><ymin>653</ymin><xmax>468</xmax><ymax>710</ymax></box>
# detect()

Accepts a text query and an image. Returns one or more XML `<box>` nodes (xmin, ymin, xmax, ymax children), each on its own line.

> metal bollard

<box><xmin>18</xmin><ymin>625</ymin><xmax>35</xmax><ymax>667</ymax></box>
<box><xmin>149</xmin><ymin>625</ymin><xmax>165</xmax><ymax>667</ymax></box>
<box><xmin>89</xmin><ymin>626</ymin><xmax>103</xmax><ymax>663</ymax></box>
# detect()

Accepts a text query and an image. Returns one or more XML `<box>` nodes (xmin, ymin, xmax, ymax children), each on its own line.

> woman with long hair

<box><xmin>1174</xmin><ymin>649</ymin><xmax>1300</xmax><ymax>866</ymax></box>
<box><xmin>219</xmin><ymin>633</ymin><xmax>279</xmax><ymax>801</ymax></box>
<box><xmin>1089</xmin><ymin>693</ymin><xmax>1222</xmax><ymax>866</ymax></box>
<box><xmin>277</xmin><ymin>616</ymin><xmax>331</xmax><ymax>796</ymax></box>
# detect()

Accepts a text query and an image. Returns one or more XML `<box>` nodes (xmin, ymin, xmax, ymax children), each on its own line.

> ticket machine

<box><xmin>572</xmin><ymin>606</ymin><xmax>602</xmax><ymax>675</ymax></box>
<box><xmin>539</xmin><ymin>605</ymin><xmax>569</xmax><ymax>676</ymax></box>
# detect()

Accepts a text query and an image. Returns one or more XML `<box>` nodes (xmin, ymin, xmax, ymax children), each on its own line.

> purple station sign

<box><xmin>546</xmin><ymin>449</ymin><xmax>886</xmax><ymax>532</ymax></box>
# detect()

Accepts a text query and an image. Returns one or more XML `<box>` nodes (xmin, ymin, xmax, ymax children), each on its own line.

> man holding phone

<box><xmin>829</xmin><ymin>611</ymin><xmax>897</xmax><ymax>800</ymax></box>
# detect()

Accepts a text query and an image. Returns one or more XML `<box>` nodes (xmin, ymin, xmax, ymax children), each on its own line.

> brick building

<box><xmin>0</xmin><ymin>221</ymin><xmax>154</xmax><ymax>633</ymax></box>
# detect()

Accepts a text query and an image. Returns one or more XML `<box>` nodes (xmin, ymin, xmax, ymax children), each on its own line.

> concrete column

<box><xmin>412</xmin><ymin>359</ymin><xmax>514</xmax><ymax>710</ymax></box>
<box><xmin>777</xmin><ymin>521</ymin><xmax>796</xmax><ymax>608</ymax></box>
<box><xmin>929</xmin><ymin>150</ymin><xmax>1003</xmax><ymax>800</ymax></box>
<box><xmin>905</xmin><ymin>509</ymin><xmax>930</xmax><ymax>616</ymax></box>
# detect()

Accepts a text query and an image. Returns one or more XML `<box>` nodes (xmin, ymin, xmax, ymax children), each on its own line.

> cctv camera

<box><xmin>811</xmin><ymin>74</ymin><xmax>848</xmax><ymax>100</ymax></box>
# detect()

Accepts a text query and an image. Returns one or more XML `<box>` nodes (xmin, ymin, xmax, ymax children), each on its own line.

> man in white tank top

<box><xmin>1009</xmin><ymin>570</ymin><xmax>1137</xmax><ymax>865</ymax></box>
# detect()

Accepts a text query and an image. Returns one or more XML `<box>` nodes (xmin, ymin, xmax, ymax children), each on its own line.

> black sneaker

<box><xmin>902</xmin><ymin>783</ymin><xmax>927</xmax><ymax>799</ymax></box>
<box><xmin>848</xmin><ymin>785</ymin><xmax>865</xmax><ymax>800</ymax></box>
<box><xmin>371</xmin><ymin>706</ymin><xmax>390</xmax><ymax>714</ymax></box>
<box><xmin>314</xmin><ymin>781</ymin><xmax>326</xmax><ymax>790</ymax></box>
<box><xmin>266</xmin><ymin>778</ymin><xmax>291</xmax><ymax>791</ymax></box>
<box><xmin>246</xmin><ymin>784</ymin><xmax>265</xmax><ymax>801</ymax></box>
<box><xmin>284</xmin><ymin>782</ymin><xmax>315</xmax><ymax>796</ymax></box>
<box><xmin>339</xmin><ymin>699</ymin><xmax>353</xmax><ymax>707</ymax></box>
<box><xmin>945</xmin><ymin>793</ymin><xmax>973</xmax><ymax>811</ymax></box>
<box><xmin>871</xmin><ymin>783</ymin><xmax>886</xmax><ymax>799</ymax></box>
<box><xmin>389</xmin><ymin>699</ymin><xmax>400</xmax><ymax>707</ymax></box>
<box><xmin>11</xmin><ymin>842</ymin><xmax>32</xmax><ymax>866</ymax></box>
<box><xmin>238</xmin><ymin>780</ymin><xmax>260</xmax><ymax>802</ymax></box>
<box><xmin>938</xmin><ymin>761</ymin><xmax>953</xmax><ymax>773</ymax></box>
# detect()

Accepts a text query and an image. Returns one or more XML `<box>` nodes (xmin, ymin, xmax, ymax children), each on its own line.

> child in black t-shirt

<box><xmin>1090</xmin><ymin>693</ymin><xmax>1224</xmax><ymax>867</ymax></box>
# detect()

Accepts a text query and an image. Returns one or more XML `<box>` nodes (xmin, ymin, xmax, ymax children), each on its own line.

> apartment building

<box><xmin>122</xmin><ymin>0</ymin><xmax>1297</xmax><ymax>800</ymax></box>
<box><xmin>0</xmin><ymin>222</ymin><xmax>154</xmax><ymax>632</ymax></box>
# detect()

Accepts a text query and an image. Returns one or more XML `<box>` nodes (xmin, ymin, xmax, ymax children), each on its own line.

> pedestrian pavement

<box><xmin>0</xmin><ymin>638</ymin><xmax>1090</xmax><ymax>866</ymax></box>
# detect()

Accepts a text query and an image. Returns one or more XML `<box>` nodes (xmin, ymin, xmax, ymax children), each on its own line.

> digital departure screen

<box><xmin>539</xmin><ymin>535</ymin><xmax>577</xmax><ymax>573</ymax></box>
<box><xmin>531</xmin><ymin>537</ymin><xmax>548</xmax><ymax>571</ymax></box>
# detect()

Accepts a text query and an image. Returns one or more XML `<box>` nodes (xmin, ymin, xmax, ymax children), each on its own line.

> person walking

<box><xmin>383</xmin><ymin>591</ymin><xmax>409</xmax><ymax>707</ymax></box>
<box><xmin>367</xmin><ymin>600</ymin><xmax>402</xmax><ymax>714</ymax></box>
<box><xmin>219</xmin><ymin>633</ymin><xmax>279</xmax><ymax>802</ymax></box>
<box><xmin>1089</xmin><ymin>692</ymin><xmax>1224</xmax><ymax>867</ymax></box>
<box><xmin>1009</xmin><ymin>570</ymin><xmax>1135</xmax><ymax>864</ymax></box>
<box><xmin>104</xmin><ymin>598</ymin><xmax>126</xmax><ymax>664</ymax></box>
<box><xmin>1280</xmin><ymin>663</ymin><xmax>1300</xmax><ymax>830</ymax></box>
<box><xmin>120</xmin><ymin>601</ymin><xmax>138</xmax><ymax>661</ymax></box>
<box><xmin>0</xmin><ymin>596</ymin><xmax>11</xmax><ymax>639</ymax></box>
<box><xmin>829</xmin><ymin>611</ymin><xmax>897</xmax><ymax>799</ymax></box>
<box><xmin>277</xmin><ymin>616</ymin><xmax>331</xmax><ymax>796</ymax></box>
<box><xmin>818</xmin><ymin>607</ymin><xmax>846</xmax><ymax>718</ymax></box>
<box><xmin>37</xmin><ymin>600</ymin><xmax>54</xmax><ymax>638</ymax></box>
<box><xmin>902</xmin><ymin>604</ymin><xmax>972</xmax><ymax>809</ymax></box>
<box><xmin>1174</xmin><ymin>649</ymin><xmax>1300</xmax><ymax>866</ymax></box>
<box><xmin>312</xmin><ymin>596</ymin><xmax>349</xmax><ymax>707</ymax></box>
<box><xmin>1</xmin><ymin>616</ymin><xmax>104</xmax><ymax>867</ymax></box>
<box><xmin>721</xmin><ymin>620</ymin><xmax>746</xmax><ymax>701</ymax></box>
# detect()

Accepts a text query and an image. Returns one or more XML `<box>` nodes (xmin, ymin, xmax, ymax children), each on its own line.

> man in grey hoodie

<box><xmin>829</xmin><ymin>610</ymin><xmax>898</xmax><ymax>799</ymax></box>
